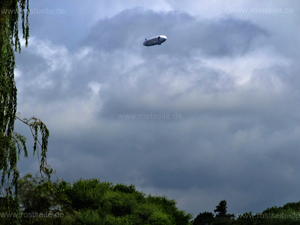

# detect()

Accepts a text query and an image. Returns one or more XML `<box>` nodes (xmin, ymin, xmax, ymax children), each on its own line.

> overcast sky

<box><xmin>14</xmin><ymin>0</ymin><xmax>300</xmax><ymax>218</ymax></box>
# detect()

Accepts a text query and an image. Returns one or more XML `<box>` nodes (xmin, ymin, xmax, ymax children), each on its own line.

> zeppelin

<box><xmin>143</xmin><ymin>35</ymin><xmax>167</xmax><ymax>47</ymax></box>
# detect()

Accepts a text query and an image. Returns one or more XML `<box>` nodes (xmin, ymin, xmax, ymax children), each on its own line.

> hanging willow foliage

<box><xmin>0</xmin><ymin>1</ymin><xmax>56</xmax><ymax>224</ymax></box>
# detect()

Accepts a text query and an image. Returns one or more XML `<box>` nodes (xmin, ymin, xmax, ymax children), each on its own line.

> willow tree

<box><xmin>0</xmin><ymin>1</ymin><xmax>53</xmax><ymax>223</ymax></box>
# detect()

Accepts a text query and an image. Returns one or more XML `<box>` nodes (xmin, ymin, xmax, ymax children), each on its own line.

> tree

<box><xmin>0</xmin><ymin>1</ymin><xmax>30</xmax><ymax>223</ymax></box>
<box><xmin>0</xmin><ymin>1</ymin><xmax>55</xmax><ymax>224</ymax></box>
<box><xmin>214</xmin><ymin>200</ymin><xmax>227</xmax><ymax>219</ymax></box>
<box><xmin>17</xmin><ymin>173</ymin><xmax>66</xmax><ymax>225</ymax></box>
<box><xmin>214</xmin><ymin>200</ymin><xmax>235</xmax><ymax>221</ymax></box>
<box><xmin>192</xmin><ymin>211</ymin><xmax>214</xmax><ymax>225</ymax></box>
<box><xmin>62</xmin><ymin>178</ymin><xmax>193</xmax><ymax>225</ymax></box>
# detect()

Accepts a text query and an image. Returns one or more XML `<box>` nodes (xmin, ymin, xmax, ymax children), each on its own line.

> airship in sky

<box><xmin>143</xmin><ymin>35</ymin><xmax>167</xmax><ymax>47</ymax></box>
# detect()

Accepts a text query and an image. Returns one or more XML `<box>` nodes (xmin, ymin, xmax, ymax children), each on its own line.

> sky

<box><xmin>14</xmin><ymin>0</ymin><xmax>300</xmax><ymax>218</ymax></box>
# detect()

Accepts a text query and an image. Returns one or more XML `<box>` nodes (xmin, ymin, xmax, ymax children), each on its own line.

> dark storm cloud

<box><xmin>84</xmin><ymin>8</ymin><xmax>268</xmax><ymax>57</ymax></box>
<box><xmin>196</xmin><ymin>18</ymin><xmax>268</xmax><ymax>57</ymax></box>
<box><xmin>15</xmin><ymin>5</ymin><xmax>300</xmax><ymax>217</ymax></box>
<box><xmin>17</xmin><ymin>8</ymin><xmax>267</xmax><ymax>105</ymax></box>
<box><xmin>99</xmin><ymin>67</ymin><xmax>235</xmax><ymax>119</ymax></box>
<box><xmin>80</xmin><ymin>8</ymin><xmax>269</xmax><ymax>119</ymax></box>
<box><xmin>83</xmin><ymin>8</ymin><xmax>186</xmax><ymax>51</ymax></box>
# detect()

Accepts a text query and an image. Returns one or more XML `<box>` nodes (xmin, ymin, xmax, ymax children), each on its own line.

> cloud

<box><xmin>15</xmin><ymin>6</ymin><xmax>300</xmax><ymax>217</ymax></box>
<box><xmin>84</xmin><ymin>8</ymin><xmax>268</xmax><ymax>57</ymax></box>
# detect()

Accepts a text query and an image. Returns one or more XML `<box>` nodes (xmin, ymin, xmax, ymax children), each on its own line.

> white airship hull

<box><xmin>143</xmin><ymin>35</ymin><xmax>167</xmax><ymax>47</ymax></box>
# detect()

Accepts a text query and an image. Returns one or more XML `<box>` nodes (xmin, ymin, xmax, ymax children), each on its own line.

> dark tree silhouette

<box><xmin>193</xmin><ymin>211</ymin><xmax>214</xmax><ymax>225</ymax></box>
<box><xmin>214</xmin><ymin>200</ymin><xmax>228</xmax><ymax>219</ymax></box>
<box><xmin>214</xmin><ymin>200</ymin><xmax>235</xmax><ymax>221</ymax></box>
